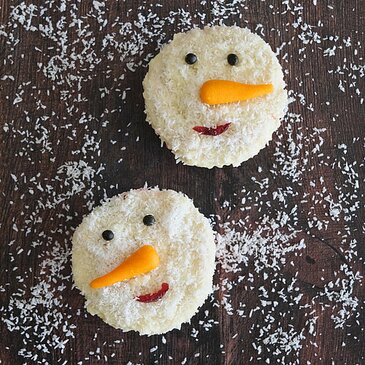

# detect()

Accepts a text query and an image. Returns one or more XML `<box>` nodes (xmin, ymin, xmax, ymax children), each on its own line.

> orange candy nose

<box><xmin>200</xmin><ymin>80</ymin><xmax>273</xmax><ymax>105</ymax></box>
<box><xmin>90</xmin><ymin>245</ymin><xmax>160</xmax><ymax>289</ymax></box>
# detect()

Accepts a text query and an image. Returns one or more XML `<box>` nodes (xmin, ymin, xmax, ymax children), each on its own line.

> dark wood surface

<box><xmin>1</xmin><ymin>1</ymin><xmax>365</xmax><ymax>364</ymax></box>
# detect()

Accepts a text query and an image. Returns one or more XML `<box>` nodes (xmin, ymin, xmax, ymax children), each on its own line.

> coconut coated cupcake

<box><xmin>72</xmin><ymin>188</ymin><xmax>216</xmax><ymax>335</ymax></box>
<box><xmin>143</xmin><ymin>25</ymin><xmax>288</xmax><ymax>168</ymax></box>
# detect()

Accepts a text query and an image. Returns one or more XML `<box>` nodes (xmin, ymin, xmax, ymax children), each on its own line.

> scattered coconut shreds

<box><xmin>1</xmin><ymin>0</ymin><xmax>364</xmax><ymax>364</ymax></box>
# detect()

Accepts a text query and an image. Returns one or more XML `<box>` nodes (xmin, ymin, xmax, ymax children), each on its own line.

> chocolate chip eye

<box><xmin>185</xmin><ymin>53</ymin><xmax>197</xmax><ymax>65</ymax></box>
<box><xmin>102</xmin><ymin>230</ymin><xmax>114</xmax><ymax>241</ymax></box>
<box><xmin>143</xmin><ymin>215</ymin><xmax>156</xmax><ymax>226</ymax></box>
<box><xmin>227</xmin><ymin>53</ymin><xmax>239</xmax><ymax>66</ymax></box>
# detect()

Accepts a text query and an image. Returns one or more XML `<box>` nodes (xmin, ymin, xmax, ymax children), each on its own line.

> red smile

<box><xmin>193</xmin><ymin>122</ymin><xmax>231</xmax><ymax>136</ymax></box>
<box><xmin>135</xmin><ymin>282</ymin><xmax>169</xmax><ymax>303</ymax></box>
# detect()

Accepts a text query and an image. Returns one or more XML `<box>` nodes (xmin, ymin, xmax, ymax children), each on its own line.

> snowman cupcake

<box><xmin>143</xmin><ymin>26</ymin><xmax>288</xmax><ymax>168</ymax></box>
<box><xmin>72</xmin><ymin>188</ymin><xmax>216</xmax><ymax>335</ymax></box>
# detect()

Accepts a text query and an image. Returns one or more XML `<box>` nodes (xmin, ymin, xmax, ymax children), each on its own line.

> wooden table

<box><xmin>1</xmin><ymin>1</ymin><xmax>365</xmax><ymax>364</ymax></box>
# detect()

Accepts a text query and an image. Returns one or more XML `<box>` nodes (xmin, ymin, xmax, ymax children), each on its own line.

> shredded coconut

<box><xmin>1</xmin><ymin>0</ymin><xmax>364</xmax><ymax>364</ymax></box>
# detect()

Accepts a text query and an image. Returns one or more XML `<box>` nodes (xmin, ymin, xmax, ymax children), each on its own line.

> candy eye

<box><xmin>102</xmin><ymin>230</ymin><xmax>114</xmax><ymax>241</ymax></box>
<box><xmin>143</xmin><ymin>215</ymin><xmax>156</xmax><ymax>226</ymax></box>
<box><xmin>227</xmin><ymin>53</ymin><xmax>239</xmax><ymax>66</ymax></box>
<box><xmin>185</xmin><ymin>53</ymin><xmax>197</xmax><ymax>65</ymax></box>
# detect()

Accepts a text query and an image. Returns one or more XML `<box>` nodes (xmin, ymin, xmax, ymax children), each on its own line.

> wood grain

<box><xmin>1</xmin><ymin>0</ymin><xmax>365</xmax><ymax>364</ymax></box>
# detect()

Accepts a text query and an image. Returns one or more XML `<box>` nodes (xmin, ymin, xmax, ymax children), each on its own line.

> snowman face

<box><xmin>143</xmin><ymin>26</ymin><xmax>287</xmax><ymax>168</ymax></box>
<box><xmin>72</xmin><ymin>189</ymin><xmax>215</xmax><ymax>335</ymax></box>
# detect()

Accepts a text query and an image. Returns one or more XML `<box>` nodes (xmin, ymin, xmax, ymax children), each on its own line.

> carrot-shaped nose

<box><xmin>90</xmin><ymin>245</ymin><xmax>160</xmax><ymax>289</ymax></box>
<box><xmin>200</xmin><ymin>80</ymin><xmax>273</xmax><ymax>105</ymax></box>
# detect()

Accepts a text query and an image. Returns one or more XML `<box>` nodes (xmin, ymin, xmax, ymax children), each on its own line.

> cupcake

<box><xmin>72</xmin><ymin>188</ymin><xmax>216</xmax><ymax>335</ymax></box>
<box><xmin>143</xmin><ymin>25</ymin><xmax>288</xmax><ymax>168</ymax></box>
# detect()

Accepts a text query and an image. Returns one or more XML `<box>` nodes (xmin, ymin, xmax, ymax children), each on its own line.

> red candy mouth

<box><xmin>193</xmin><ymin>122</ymin><xmax>231</xmax><ymax>136</ymax></box>
<box><xmin>135</xmin><ymin>282</ymin><xmax>169</xmax><ymax>303</ymax></box>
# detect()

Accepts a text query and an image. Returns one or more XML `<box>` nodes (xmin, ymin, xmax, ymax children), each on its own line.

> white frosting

<box><xmin>72</xmin><ymin>188</ymin><xmax>216</xmax><ymax>335</ymax></box>
<box><xmin>143</xmin><ymin>25</ymin><xmax>288</xmax><ymax>168</ymax></box>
